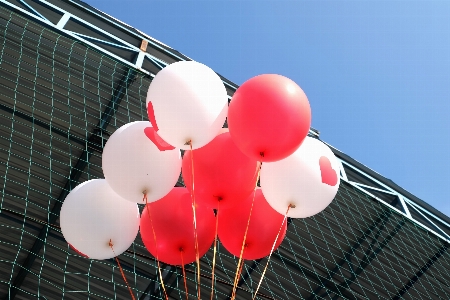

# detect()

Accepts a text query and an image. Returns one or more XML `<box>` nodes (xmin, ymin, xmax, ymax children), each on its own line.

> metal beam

<box><xmin>0</xmin><ymin>0</ymin><xmax>158</xmax><ymax>74</ymax></box>
<box><xmin>0</xmin><ymin>208</ymin><xmax>62</xmax><ymax>241</ymax></box>
<box><xmin>391</xmin><ymin>242</ymin><xmax>450</xmax><ymax>300</ymax></box>
<box><xmin>165</xmin><ymin>264</ymin><xmax>191</xmax><ymax>298</ymax></box>
<box><xmin>330</xmin><ymin>219</ymin><xmax>406</xmax><ymax>300</ymax></box>
<box><xmin>272</xmin><ymin>251</ymin><xmax>359</xmax><ymax>300</ymax></box>
<box><xmin>0</xmin><ymin>102</ymin><xmax>86</xmax><ymax>147</ymax></box>
<box><xmin>226</xmin><ymin>260</ymin><xmax>261</xmax><ymax>300</ymax></box>
<box><xmin>339</xmin><ymin>158</ymin><xmax>450</xmax><ymax>242</ymax></box>
<box><xmin>308</xmin><ymin>209</ymin><xmax>393</xmax><ymax>300</ymax></box>
<box><xmin>139</xmin><ymin>276</ymin><xmax>158</xmax><ymax>300</ymax></box>
<box><xmin>139</xmin><ymin>265</ymin><xmax>177</xmax><ymax>300</ymax></box>
<box><xmin>7</xmin><ymin>67</ymin><xmax>137</xmax><ymax>299</ymax></box>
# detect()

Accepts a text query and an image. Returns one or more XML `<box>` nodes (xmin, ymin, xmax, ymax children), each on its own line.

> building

<box><xmin>0</xmin><ymin>0</ymin><xmax>449</xmax><ymax>299</ymax></box>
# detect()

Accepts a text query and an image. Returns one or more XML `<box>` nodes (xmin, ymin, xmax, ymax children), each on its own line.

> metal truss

<box><xmin>0</xmin><ymin>0</ymin><xmax>238</xmax><ymax>95</ymax></box>
<box><xmin>329</xmin><ymin>143</ymin><xmax>450</xmax><ymax>243</ymax></box>
<box><xmin>7</xmin><ymin>66</ymin><xmax>138</xmax><ymax>299</ymax></box>
<box><xmin>139</xmin><ymin>265</ymin><xmax>176</xmax><ymax>300</ymax></box>
<box><xmin>391</xmin><ymin>242</ymin><xmax>450</xmax><ymax>300</ymax></box>
<box><xmin>308</xmin><ymin>209</ymin><xmax>394</xmax><ymax>300</ymax></box>
<box><xmin>0</xmin><ymin>0</ymin><xmax>169</xmax><ymax>75</ymax></box>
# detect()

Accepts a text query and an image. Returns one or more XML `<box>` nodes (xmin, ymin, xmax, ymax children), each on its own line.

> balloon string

<box><xmin>188</xmin><ymin>141</ymin><xmax>201</xmax><ymax>300</ymax></box>
<box><xmin>231</xmin><ymin>259</ymin><xmax>245</xmax><ymax>300</ymax></box>
<box><xmin>144</xmin><ymin>195</ymin><xmax>169</xmax><ymax>300</ymax></box>
<box><xmin>251</xmin><ymin>204</ymin><xmax>292</xmax><ymax>300</ymax></box>
<box><xmin>180</xmin><ymin>251</ymin><xmax>189</xmax><ymax>300</ymax></box>
<box><xmin>210</xmin><ymin>202</ymin><xmax>220</xmax><ymax>300</ymax></box>
<box><xmin>231</xmin><ymin>163</ymin><xmax>261</xmax><ymax>300</ymax></box>
<box><xmin>109</xmin><ymin>240</ymin><xmax>136</xmax><ymax>300</ymax></box>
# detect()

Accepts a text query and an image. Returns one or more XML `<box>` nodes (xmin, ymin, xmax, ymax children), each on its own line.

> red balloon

<box><xmin>69</xmin><ymin>243</ymin><xmax>88</xmax><ymax>258</ymax></box>
<box><xmin>140</xmin><ymin>187</ymin><xmax>215</xmax><ymax>266</ymax></box>
<box><xmin>228</xmin><ymin>74</ymin><xmax>311</xmax><ymax>162</ymax></box>
<box><xmin>182</xmin><ymin>132</ymin><xmax>259</xmax><ymax>210</ymax></box>
<box><xmin>218</xmin><ymin>189</ymin><xmax>287</xmax><ymax>260</ymax></box>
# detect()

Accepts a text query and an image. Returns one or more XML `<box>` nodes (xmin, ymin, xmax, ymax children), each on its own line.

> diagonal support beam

<box><xmin>307</xmin><ymin>209</ymin><xmax>393</xmax><ymax>300</ymax></box>
<box><xmin>139</xmin><ymin>265</ymin><xmax>177</xmax><ymax>300</ymax></box>
<box><xmin>139</xmin><ymin>275</ymin><xmax>158</xmax><ymax>300</ymax></box>
<box><xmin>7</xmin><ymin>67</ymin><xmax>137</xmax><ymax>299</ymax></box>
<box><xmin>0</xmin><ymin>103</ymin><xmax>86</xmax><ymax>147</ymax></box>
<box><xmin>330</xmin><ymin>219</ymin><xmax>406</xmax><ymax>300</ymax></box>
<box><xmin>226</xmin><ymin>260</ymin><xmax>261</xmax><ymax>300</ymax></box>
<box><xmin>391</xmin><ymin>242</ymin><xmax>450</xmax><ymax>300</ymax></box>
<box><xmin>273</xmin><ymin>251</ymin><xmax>359</xmax><ymax>300</ymax></box>
<box><xmin>165</xmin><ymin>264</ymin><xmax>191</xmax><ymax>298</ymax></box>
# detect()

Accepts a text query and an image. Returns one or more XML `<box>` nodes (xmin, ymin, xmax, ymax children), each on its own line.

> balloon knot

<box><xmin>179</xmin><ymin>247</ymin><xmax>184</xmax><ymax>252</ymax></box>
<box><xmin>289</xmin><ymin>203</ymin><xmax>296</xmax><ymax>209</ymax></box>
<box><xmin>142</xmin><ymin>190</ymin><xmax>147</xmax><ymax>195</ymax></box>
<box><xmin>259</xmin><ymin>151</ymin><xmax>265</xmax><ymax>158</ymax></box>
<box><xmin>184</xmin><ymin>140</ymin><xmax>192</xmax><ymax>146</ymax></box>
<box><xmin>108</xmin><ymin>239</ymin><xmax>113</xmax><ymax>247</ymax></box>
<box><xmin>217</xmin><ymin>196</ymin><xmax>223</xmax><ymax>201</ymax></box>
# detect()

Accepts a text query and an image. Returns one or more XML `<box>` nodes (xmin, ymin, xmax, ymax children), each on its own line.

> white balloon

<box><xmin>146</xmin><ymin>61</ymin><xmax>228</xmax><ymax>150</ymax></box>
<box><xmin>261</xmin><ymin>137</ymin><xmax>340</xmax><ymax>218</ymax></box>
<box><xmin>102</xmin><ymin>121</ymin><xmax>181</xmax><ymax>203</ymax></box>
<box><xmin>60</xmin><ymin>179</ymin><xmax>139</xmax><ymax>260</ymax></box>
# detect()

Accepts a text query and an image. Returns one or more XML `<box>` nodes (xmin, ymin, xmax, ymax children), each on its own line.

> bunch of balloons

<box><xmin>59</xmin><ymin>60</ymin><xmax>340</xmax><ymax>278</ymax></box>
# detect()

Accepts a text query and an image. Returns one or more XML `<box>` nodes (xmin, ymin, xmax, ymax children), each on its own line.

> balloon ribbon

<box><xmin>109</xmin><ymin>240</ymin><xmax>136</xmax><ymax>300</ymax></box>
<box><xmin>210</xmin><ymin>202</ymin><xmax>220</xmax><ymax>300</ymax></box>
<box><xmin>230</xmin><ymin>164</ymin><xmax>261</xmax><ymax>300</ymax></box>
<box><xmin>144</xmin><ymin>194</ymin><xmax>169</xmax><ymax>300</ymax></box>
<box><xmin>251</xmin><ymin>204</ymin><xmax>292</xmax><ymax>300</ymax></box>
<box><xmin>231</xmin><ymin>259</ymin><xmax>245</xmax><ymax>300</ymax></box>
<box><xmin>188</xmin><ymin>141</ymin><xmax>202</xmax><ymax>300</ymax></box>
<box><xmin>180</xmin><ymin>250</ymin><xmax>189</xmax><ymax>300</ymax></box>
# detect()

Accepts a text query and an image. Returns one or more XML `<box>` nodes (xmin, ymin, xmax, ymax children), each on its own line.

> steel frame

<box><xmin>273</xmin><ymin>250</ymin><xmax>359</xmax><ymax>300</ymax></box>
<box><xmin>7</xmin><ymin>67</ymin><xmax>138</xmax><ymax>299</ymax></box>
<box><xmin>139</xmin><ymin>265</ymin><xmax>176</xmax><ymax>300</ymax></box>
<box><xmin>334</xmin><ymin>151</ymin><xmax>450</xmax><ymax>243</ymax></box>
<box><xmin>308</xmin><ymin>209</ymin><xmax>394</xmax><ymax>300</ymax></box>
<box><xmin>391</xmin><ymin>242</ymin><xmax>450</xmax><ymax>300</ymax></box>
<box><xmin>0</xmin><ymin>0</ymin><xmax>239</xmax><ymax>94</ymax></box>
<box><xmin>225</xmin><ymin>259</ymin><xmax>261</xmax><ymax>300</ymax></box>
<box><xmin>329</xmin><ymin>219</ymin><xmax>406</xmax><ymax>300</ymax></box>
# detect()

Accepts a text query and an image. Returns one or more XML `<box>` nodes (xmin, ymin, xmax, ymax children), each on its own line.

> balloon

<box><xmin>146</xmin><ymin>61</ymin><xmax>228</xmax><ymax>150</ymax></box>
<box><xmin>218</xmin><ymin>189</ymin><xmax>286</xmax><ymax>260</ymax></box>
<box><xmin>69</xmin><ymin>243</ymin><xmax>88</xmax><ymax>258</ymax></box>
<box><xmin>260</xmin><ymin>137</ymin><xmax>340</xmax><ymax>218</ymax></box>
<box><xmin>140</xmin><ymin>187</ymin><xmax>215</xmax><ymax>266</ymax></box>
<box><xmin>102</xmin><ymin>121</ymin><xmax>181</xmax><ymax>203</ymax></box>
<box><xmin>60</xmin><ymin>179</ymin><xmax>140</xmax><ymax>260</ymax></box>
<box><xmin>227</xmin><ymin>74</ymin><xmax>311</xmax><ymax>162</ymax></box>
<box><xmin>144</xmin><ymin>127</ymin><xmax>176</xmax><ymax>151</ymax></box>
<box><xmin>182</xmin><ymin>132</ymin><xmax>259</xmax><ymax>210</ymax></box>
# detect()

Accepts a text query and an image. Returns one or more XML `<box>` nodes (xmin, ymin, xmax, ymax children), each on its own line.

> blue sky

<box><xmin>86</xmin><ymin>0</ymin><xmax>450</xmax><ymax>217</ymax></box>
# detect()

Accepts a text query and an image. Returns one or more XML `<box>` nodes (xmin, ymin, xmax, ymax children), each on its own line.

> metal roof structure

<box><xmin>0</xmin><ymin>0</ymin><xmax>449</xmax><ymax>299</ymax></box>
